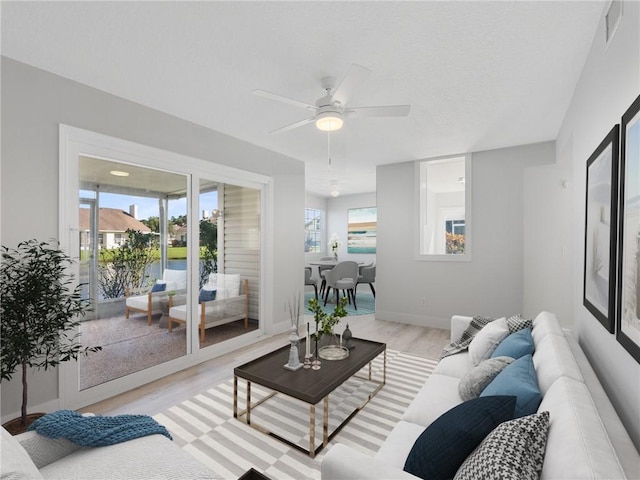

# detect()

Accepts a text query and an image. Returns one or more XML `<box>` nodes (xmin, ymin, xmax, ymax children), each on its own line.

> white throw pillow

<box><xmin>1</xmin><ymin>427</ymin><xmax>44</xmax><ymax>479</ymax></box>
<box><xmin>468</xmin><ymin>317</ymin><xmax>509</xmax><ymax>366</ymax></box>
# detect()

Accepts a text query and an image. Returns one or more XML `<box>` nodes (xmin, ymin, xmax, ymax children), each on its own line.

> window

<box><xmin>305</xmin><ymin>208</ymin><xmax>324</xmax><ymax>253</ymax></box>
<box><xmin>417</xmin><ymin>155</ymin><xmax>472</xmax><ymax>260</ymax></box>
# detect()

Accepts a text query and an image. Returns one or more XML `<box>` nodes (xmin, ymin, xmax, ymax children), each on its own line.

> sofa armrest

<box><xmin>450</xmin><ymin>315</ymin><xmax>473</xmax><ymax>342</ymax></box>
<box><xmin>321</xmin><ymin>444</ymin><xmax>420</xmax><ymax>480</ymax></box>
<box><xmin>14</xmin><ymin>430</ymin><xmax>82</xmax><ymax>468</ymax></box>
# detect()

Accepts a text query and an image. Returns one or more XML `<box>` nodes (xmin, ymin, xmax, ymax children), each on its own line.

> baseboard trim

<box><xmin>375</xmin><ymin>310</ymin><xmax>450</xmax><ymax>330</ymax></box>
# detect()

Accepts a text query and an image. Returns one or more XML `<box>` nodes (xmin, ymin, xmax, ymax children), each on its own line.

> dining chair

<box><xmin>318</xmin><ymin>256</ymin><xmax>336</xmax><ymax>296</ymax></box>
<box><xmin>323</xmin><ymin>261</ymin><xmax>359</xmax><ymax>310</ymax></box>
<box><xmin>305</xmin><ymin>266</ymin><xmax>318</xmax><ymax>300</ymax></box>
<box><xmin>356</xmin><ymin>263</ymin><xmax>376</xmax><ymax>297</ymax></box>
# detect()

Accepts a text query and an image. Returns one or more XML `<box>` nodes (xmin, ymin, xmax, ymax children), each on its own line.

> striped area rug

<box><xmin>153</xmin><ymin>350</ymin><xmax>437</xmax><ymax>480</ymax></box>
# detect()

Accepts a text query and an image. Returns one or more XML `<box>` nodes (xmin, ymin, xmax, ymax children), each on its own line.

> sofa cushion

<box><xmin>432</xmin><ymin>351</ymin><xmax>471</xmax><ymax>378</ymax></box>
<box><xmin>1</xmin><ymin>427</ymin><xmax>44</xmax><ymax>480</ymax></box>
<box><xmin>11</xmin><ymin>431</ymin><xmax>82</xmax><ymax>469</ymax></box>
<box><xmin>481</xmin><ymin>354</ymin><xmax>542</xmax><ymax>417</ymax></box>
<box><xmin>468</xmin><ymin>317</ymin><xmax>509</xmax><ymax>366</ymax></box>
<box><xmin>531</xmin><ymin>311</ymin><xmax>564</xmax><ymax>344</ymax></box>
<box><xmin>454</xmin><ymin>411</ymin><xmax>550</xmax><ymax>480</ymax></box>
<box><xmin>403</xmin><ymin>396</ymin><xmax>516</xmax><ymax>480</ymax></box>
<box><xmin>402</xmin><ymin>374</ymin><xmax>464</xmax><ymax>426</ymax></box>
<box><xmin>39</xmin><ymin>433</ymin><xmax>218</xmax><ymax>479</ymax></box>
<box><xmin>150</xmin><ymin>281</ymin><xmax>166</xmax><ymax>293</ymax></box>
<box><xmin>491</xmin><ymin>327</ymin><xmax>534</xmax><ymax>360</ymax></box>
<box><xmin>532</xmin><ymin>333</ymin><xmax>583</xmax><ymax>395</ymax></box>
<box><xmin>375</xmin><ymin>421</ymin><xmax>426</xmax><ymax>469</ymax></box>
<box><xmin>458</xmin><ymin>356</ymin><xmax>514</xmax><ymax>401</ymax></box>
<box><xmin>538</xmin><ymin>377</ymin><xmax>626</xmax><ymax>479</ymax></box>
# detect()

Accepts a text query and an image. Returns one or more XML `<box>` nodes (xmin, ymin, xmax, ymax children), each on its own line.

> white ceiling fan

<box><xmin>252</xmin><ymin>64</ymin><xmax>411</xmax><ymax>134</ymax></box>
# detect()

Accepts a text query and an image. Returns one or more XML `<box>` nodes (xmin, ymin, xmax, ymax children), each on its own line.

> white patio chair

<box><xmin>125</xmin><ymin>269</ymin><xmax>187</xmax><ymax>325</ymax></box>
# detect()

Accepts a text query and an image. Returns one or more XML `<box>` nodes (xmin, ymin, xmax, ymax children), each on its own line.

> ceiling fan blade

<box><xmin>346</xmin><ymin>105</ymin><xmax>411</xmax><ymax>117</ymax></box>
<box><xmin>269</xmin><ymin>117</ymin><xmax>315</xmax><ymax>134</ymax></box>
<box><xmin>331</xmin><ymin>64</ymin><xmax>372</xmax><ymax>106</ymax></box>
<box><xmin>252</xmin><ymin>89</ymin><xmax>317</xmax><ymax>111</ymax></box>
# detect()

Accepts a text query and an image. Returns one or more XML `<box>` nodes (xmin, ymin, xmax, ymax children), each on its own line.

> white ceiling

<box><xmin>1</xmin><ymin>1</ymin><xmax>605</xmax><ymax>197</ymax></box>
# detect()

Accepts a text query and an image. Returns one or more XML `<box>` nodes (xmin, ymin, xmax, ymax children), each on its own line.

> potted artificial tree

<box><xmin>0</xmin><ymin>239</ymin><xmax>101</xmax><ymax>434</ymax></box>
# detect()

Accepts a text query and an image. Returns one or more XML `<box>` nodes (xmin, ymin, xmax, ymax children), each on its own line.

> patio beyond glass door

<box><xmin>78</xmin><ymin>156</ymin><xmax>190</xmax><ymax>391</ymax></box>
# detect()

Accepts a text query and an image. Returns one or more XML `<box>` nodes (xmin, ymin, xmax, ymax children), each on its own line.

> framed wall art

<box><xmin>583</xmin><ymin>124</ymin><xmax>619</xmax><ymax>332</ymax></box>
<box><xmin>347</xmin><ymin>207</ymin><xmax>377</xmax><ymax>254</ymax></box>
<box><xmin>617</xmin><ymin>94</ymin><xmax>640</xmax><ymax>363</ymax></box>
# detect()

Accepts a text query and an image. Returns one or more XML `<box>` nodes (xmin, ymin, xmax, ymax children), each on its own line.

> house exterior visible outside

<box><xmin>79</xmin><ymin>207</ymin><xmax>152</xmax><ymax>250</ymax></box>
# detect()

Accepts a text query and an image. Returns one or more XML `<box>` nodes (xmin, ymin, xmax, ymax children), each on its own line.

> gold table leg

<box><xmin>233</xmin><ymin>376</ymin><xmax>238</xmax><ymax>418</ymax></box>
<box><xmin>309</xmin><ymin>404</ymin><xmax>316</xmax><ymax>458</ymax></box>
<box><xmin>323</xmin><ymin>397</ymin><xmax>329</xmax><ymax>447</ymax></box>
<box><xmin>246</xmin><ymin>381</ymin><xmax>251</xmax><ymax>425</ymax></box>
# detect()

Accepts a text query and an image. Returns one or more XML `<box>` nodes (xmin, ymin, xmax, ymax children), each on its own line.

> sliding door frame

<box><xmin>59</xmin><ymin>125</ymin><xmax>272</xmax><ymax>410</ymax></box>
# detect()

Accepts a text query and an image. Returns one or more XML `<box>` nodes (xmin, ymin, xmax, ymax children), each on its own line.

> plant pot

<box><xmin>2</xmin><ymin>413</ymin><xmax>46</xmax><ymax>435</ymax></box>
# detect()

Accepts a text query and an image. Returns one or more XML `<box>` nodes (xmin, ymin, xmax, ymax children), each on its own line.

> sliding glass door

<box><xmin>78</xmin><ymin>156</ymin><xmax>190</xmax><ymax>391</ymax></box>
<box><xmin>59</xmin><ymin>125</ymin><xmax>267</xmax><ymax>410</ymax></box>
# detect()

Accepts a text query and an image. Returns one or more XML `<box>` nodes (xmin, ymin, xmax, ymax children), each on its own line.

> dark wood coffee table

<box><xmin>233</xmin><ymin>337</ymin><xmax>386</xmax><ymax>458</ymax></box>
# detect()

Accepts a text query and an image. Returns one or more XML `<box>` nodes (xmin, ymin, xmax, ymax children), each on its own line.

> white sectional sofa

<box><xmin>322</xmin><ymin>312</ymin><xmax>640</xmax><ymax>480</ymax></box>
<box><xmin>1</xmin><ymin>425</ymin><xmax>219</xmax><ymax>479</ymax></box>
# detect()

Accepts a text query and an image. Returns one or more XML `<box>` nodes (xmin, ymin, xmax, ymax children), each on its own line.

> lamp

<box><xmin>330</xmin><ymin>187</ymin><xmax>340</xmax><ymax>197</ymax></box>
<box><xmin>316</xmin><ymin>111</ymin><xmax>344</xmax><ymax>132</ymax></box>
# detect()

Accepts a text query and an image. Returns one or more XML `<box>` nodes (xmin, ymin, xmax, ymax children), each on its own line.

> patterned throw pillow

<box><xmin>506</xmin><ymin>315</ymin><xmax>533</xmax><ymax>333</ymax></box>
<box><xmin>440</xmin><ymin>316</ymin><xmax>495</xmax><ymax>360</ymax></box>
<box><xmin>403</xmin><ymin>396</ymin><xmax>516</xmax><ymax>480</ymax></box>
<box><xmin>458</xmin><ymin>356</ymin><xmax>514</xmax><ymax>401</ymax></box>
<box><xmin>454</xmin><ymin>411</ymin><xmax>550</xmax><ymax>480</ymax></box>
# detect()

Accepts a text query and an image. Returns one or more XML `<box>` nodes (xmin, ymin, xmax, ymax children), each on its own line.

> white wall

<box><xmin>1</xmin><ymin>57</ymin><xmax>305</xmax><ymax>419</ymax></box>
<box><xmin>554</xmin><ymin>0</ymin><xmax>639</xmax><ymax>448</ymax></box>
<box><xmin>377</xmin><ymin>142</ymin><xmax>554</xmax><ymax>330</ymax></box>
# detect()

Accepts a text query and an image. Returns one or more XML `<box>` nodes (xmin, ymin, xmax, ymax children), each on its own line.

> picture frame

<box><xmin>583</xmin><ymin>124</ymin><xmax>619</xmax><ymax>333</ymax></box>
<box><xmin>616</xmin><ymin>94</ymin><xmax>640</xmax><ymax>363</ymax></box>
<box><xmin>347</xmin><ymin>207</ymin><xmax>377</xmax><ymax>254</ymax></box>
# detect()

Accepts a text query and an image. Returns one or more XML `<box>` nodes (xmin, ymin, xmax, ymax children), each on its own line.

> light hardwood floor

<box><xmin>81</xmin><ymin>314</ymin><xmax>450</xmax><ymax>417</ymax></box>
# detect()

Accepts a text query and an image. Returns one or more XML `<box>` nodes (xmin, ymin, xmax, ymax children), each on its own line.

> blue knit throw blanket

<box><xmin>27</xmin><ymin>410</ymin><xmax>172</xmax><ymax>447</ymax></box>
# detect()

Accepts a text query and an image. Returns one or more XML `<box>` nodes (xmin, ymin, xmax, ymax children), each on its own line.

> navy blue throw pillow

<box><xmin>199</xmin><ymin>288</ymin><xmax>217</xmax><ymax>303</ymax></box>
<box><xmin>150</xmin><ymin>282</ymin><xmax>166</xmax><ymax>293</ymax></box>
<box><xmin>403</xmin><ymin>396</ymin><xmax>516</xmax><ymax>480</ymax></box>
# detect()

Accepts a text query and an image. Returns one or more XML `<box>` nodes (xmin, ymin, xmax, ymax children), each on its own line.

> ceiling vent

<box><xmin>605</xmin><ymin>0</ymin><xmax>622</xmax><ymax>45</ymax></box>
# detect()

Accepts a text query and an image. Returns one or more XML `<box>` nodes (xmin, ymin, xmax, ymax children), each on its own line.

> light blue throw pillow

<box><xmin>491</xmin><ymin>327</ymin><xmax>534</xmax><ymax>360</ymax></box>
<box><xmin>480</xmin><ymin>354</ymin><xmax>541</xmax><ymax>418</ymax></box>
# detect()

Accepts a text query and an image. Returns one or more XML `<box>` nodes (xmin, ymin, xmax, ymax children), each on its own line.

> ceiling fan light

<box><xmin>316</xmin><ymin>111</ymin><xmax>344</xmax><ymax>131</ymax></box>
